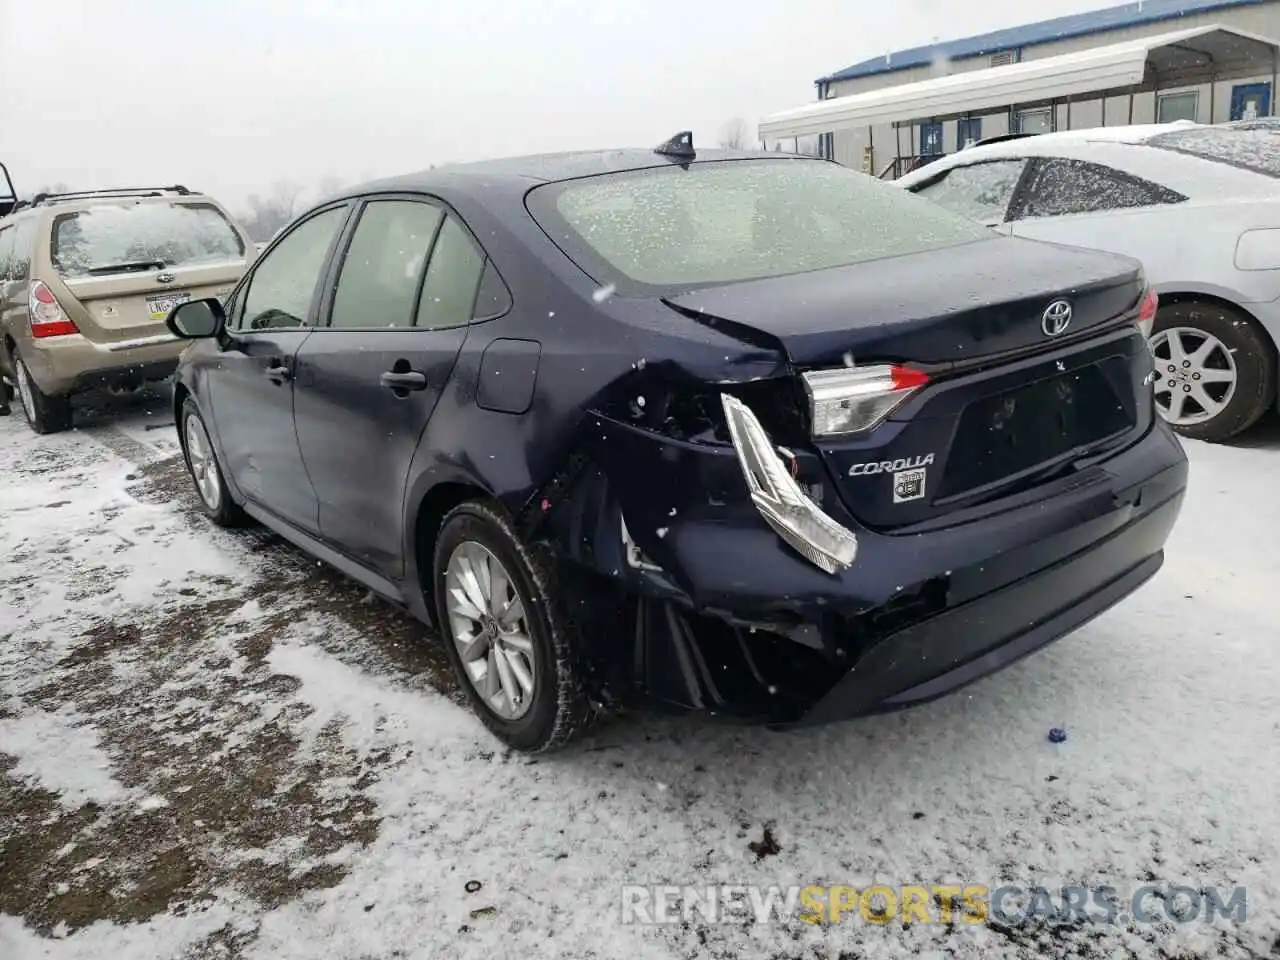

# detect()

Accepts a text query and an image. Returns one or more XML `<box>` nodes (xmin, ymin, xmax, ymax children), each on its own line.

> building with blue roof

<box><xmin>807</xmin><ymin>0</ymin><xmax>1279</xmax><ymax>175</ymax></box>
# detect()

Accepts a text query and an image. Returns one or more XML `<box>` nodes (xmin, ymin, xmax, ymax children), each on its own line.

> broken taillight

<box><xmin>721</xmin><ymin>393</ymin><xmax>858</xmax><ymax>575</ymax></box>
<box><xmin>28</xmin><ymin>280</ymin><xmax>79</xmax><ymax>338</ymax></box>
<box><xmin>801</xmin><ymin>364</ymin><xmax>930</xmax><ymax>438</ymax></box>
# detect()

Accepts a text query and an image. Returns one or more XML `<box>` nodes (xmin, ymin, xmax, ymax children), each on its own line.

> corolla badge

<box><xmin>1042</xmin><ymin>299</ymin><xmax>1072</xmax><ymax>337</ymax></box>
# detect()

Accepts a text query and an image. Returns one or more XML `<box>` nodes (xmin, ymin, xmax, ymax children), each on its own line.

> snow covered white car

<box><xmin>897</xmin><ymin>120</ymin><xmax>1280</xmax><ymax>443</ymax></box>
<box><xmin>164</xmin><ymin>135</ymin><xmax>1188</xmax><ymax>751</ymax></box>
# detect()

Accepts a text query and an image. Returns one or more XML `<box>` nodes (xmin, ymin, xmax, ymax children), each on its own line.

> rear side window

<box><xmin>330</xmin><ymin>200</ymin><xmax>443</xmax><ymax>329</ymax></box>
<box><xmin>8</xmin><ymin>218</ymin><xmax>37</xmax><ymax>281</ymax></box>
<box><xmin>911</xmin><ymin>160</ymin><xmax>1028</xmax><ymax>223</ymax></box>
<box><xmin>50</xmin><ymin>202</ymin><xmax>246</xmax><ymax>278</ymax></box>
<box><xmin>0</xmin><ymin>227</ymin><xmax>14</xmax><ymax>281</ymax></box>
<box><xmin>1015</xmin><ymin>158</ymin><xmax>1185</xmax><ymax>219</ymax></box>
<box><xmin>1147</xmin><ymin>125</ymin><xmax>1280</xmax><ymax>177</ymax></box>
<box><xmin>415</xmin><ymin>216</ymin><xmax>485</xmax><ymax>329</ymax></box>
<box><xmin>527</xmin><ymin>159</ymin><xmax>991</xmax><ymax>295</ymax></box>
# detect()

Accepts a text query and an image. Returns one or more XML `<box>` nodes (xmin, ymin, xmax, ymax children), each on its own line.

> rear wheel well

<box><xmin>412</xmin><ymin>482</ymin><xmax>497</xmax><ymax>622</ymax></box>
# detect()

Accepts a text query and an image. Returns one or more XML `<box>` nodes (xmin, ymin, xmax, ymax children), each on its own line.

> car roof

<box><xmin>897</xmin><ymin>121</ymin><xmax>1277</xmax><ymax>198</ymax></box>
<box><xmin>331</xmin><ymin>147</ymin><xmax>813</xmax><ymax>202</ymax></box>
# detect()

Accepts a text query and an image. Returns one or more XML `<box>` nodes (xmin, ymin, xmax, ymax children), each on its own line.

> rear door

<box><xmin>205</xmin><ymin>203</ymin><xmax>352</xmax><ymax>534</ymax></box>
<box><xmin>292</xmin><ymin>195</ymin><xmax>489</xmax><ymax>579</ymax></box>
<box><xmin>43</xmin><ymin>197</ymin><xmax>250</xmax><ymax>346</ymax></box>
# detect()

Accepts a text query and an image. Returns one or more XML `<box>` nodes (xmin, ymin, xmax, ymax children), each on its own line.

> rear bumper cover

<box><xmin>18</xmin><ymin>332</ymin><xmax>184</xmax><ymax>396</ymax></box>
<box><xmin>791</xmin><ymin>486</ymin><xmax>1179</xmax><ymax>726</ymax></box>
<box><xmin>572</xmin><ymin>418</ymin><xmax>1188</xmax><ymax>724</ymax></box>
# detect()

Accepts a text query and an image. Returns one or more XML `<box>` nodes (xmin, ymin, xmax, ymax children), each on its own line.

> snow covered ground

<box><xmin>1</xmin><ymin>394</ymin><xmax>1278</xmax><ymax>960</ymax></box>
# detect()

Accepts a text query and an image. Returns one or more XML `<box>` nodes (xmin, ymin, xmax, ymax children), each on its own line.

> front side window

<box><xmin>527</xmin><ymin>159</ymin><xmax>991</xmax><ymax>295</ymax></box>
<box><xmin>50</xmin><ymin>201</ymin><xmax>246</xmax><ymax>278</ymax></box>
<box><xmin>330</xmin><ymin>200</ymin><xmax>443</xmax><ymax>329</ymax></box>
<box><xmin>912</xmin><ymin>160</ymin><xmax>1028</xmax><ymax>223</ymax></box>
<box><xmin>1016</xmin><ymin>158</ymin><xmax>1185</xmax><ymax>219</ymax></box>
<box><xmin>415</xmin><ymin>215</ymin><xmax>486</xmax><ymax>329</ymax></box>
<box><xmin>238</xmin><ymin>206</ymin><xmax>347</xmax><ymax>331</ymax></box>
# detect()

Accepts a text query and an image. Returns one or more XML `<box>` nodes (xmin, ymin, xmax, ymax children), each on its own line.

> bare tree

<box><xmin>240</xmin><ymin>180</ymin><xmax>303</xmax><ymax>242</ymax></box>
<box><xmin>316</xmin><ymin>175</ymin><xmax>345</xmax><ymax>201</ymax></box>
<box><xmin>718</xmin><ymin>117</ymin><xmax>751</xmax><ymax>150</ymax></box>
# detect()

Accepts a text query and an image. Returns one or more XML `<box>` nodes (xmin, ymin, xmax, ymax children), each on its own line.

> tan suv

<box><xmin>0</xmin><ymin>185</ymin><xmax>254</xmax><ymax>433</ymax></box>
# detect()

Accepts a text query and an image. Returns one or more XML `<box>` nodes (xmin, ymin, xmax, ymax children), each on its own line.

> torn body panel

<box><xmin>537</xmin><ymin>386</ymin><xmax>1188</xmax><ymax>723</ymax></box>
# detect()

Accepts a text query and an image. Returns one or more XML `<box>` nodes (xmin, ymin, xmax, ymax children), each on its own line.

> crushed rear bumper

<box><xmin>560</xmin><ymin>417</ymin><xmax>1188</xmax><ymax>725</ymax></box>
<box><xmin>788</xmin><ymin>487</ymin><xmax>1179</xmax><ymax>726</ymax></box>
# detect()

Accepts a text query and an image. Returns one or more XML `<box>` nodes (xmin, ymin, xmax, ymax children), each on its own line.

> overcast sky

<box><xmin>2</xmin><ymin>0</ymin><xmax>1110</xmax><ymax>211</ymax></box>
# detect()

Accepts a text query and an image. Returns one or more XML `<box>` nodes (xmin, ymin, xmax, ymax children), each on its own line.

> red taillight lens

<box><xmin>1137</xmin><ymin>287</ymin><xmax>1158</xmax><ymax>337</ymax></box>
<box><xmin>28</xmin><ymin>280</ymin><xmax>79</xmax><ymax>338</ymax></box>
<box><xmin>803</xmin><ymin>364</ymin><xmax>931</xmax><ymax>437</ymax></box>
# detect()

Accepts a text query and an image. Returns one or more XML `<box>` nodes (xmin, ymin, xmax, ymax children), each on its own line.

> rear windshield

<box><xmin>526</xmin><ymin>158</ymin><xmax>992</xmax><ymax>294</ymax></box>
<box><xmin>1147</xmin><ymin>125</ymin><xmax>1280</xmax><ymax>178</ymax></box>
<box><xmin>50</xmin><ymin>202</ymin><xmax>246</xmax><ymax>277</ymax></box>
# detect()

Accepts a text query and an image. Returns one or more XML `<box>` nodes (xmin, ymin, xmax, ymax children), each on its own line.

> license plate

<box><xmin>146</xmin><ymin>292</ymin><xmax>191</xmax><ymax>322</ymax></box>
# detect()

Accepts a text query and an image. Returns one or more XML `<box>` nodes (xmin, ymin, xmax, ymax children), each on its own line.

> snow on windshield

<box><xmin>1147</xmin><ymin>124</ymin><xmax>1280</xmax><ymax>179</ymax></box>
<box><xmin>51</xmin><ymin>202</ymin><xmax>246</xmax><ymax>277</ymax></box>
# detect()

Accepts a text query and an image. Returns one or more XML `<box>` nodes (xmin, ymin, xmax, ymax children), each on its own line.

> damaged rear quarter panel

<box><xmin>395</xmin><ymin>236</ymin><xmax>793</xmax><ymax>603</ymax></box>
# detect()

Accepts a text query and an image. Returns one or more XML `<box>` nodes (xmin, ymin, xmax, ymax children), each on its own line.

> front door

<box><xmin>920</xmin><ymin>122</ymin><xmax>943</xmax><ymax>156</ymax></box>
<box><xmin>957</xmin><ymin>117</ymin><xmax>982</xmax><ymax>148</ymax></box>
<box><xmin>206</xmin><ymin>204</ymin><xmax>350</xmax><ymax>534</ymax></box>
<box><xmin>1230</xmin><ymin>82</ymin><xmax>1271</xmax><ymax>121</ymax></box>
<box><xmin>293</xmin><ymin>197</ymin><xmax>484</xmax><ymax>578</ymax></box>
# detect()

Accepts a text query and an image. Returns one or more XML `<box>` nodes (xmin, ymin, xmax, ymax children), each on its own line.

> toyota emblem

<box><xmin>1042</xmin><ymin>299</ymin><xmax>1072</xmax><ymax>337</ymax></box>
<box><xmin>156</xmin><ymin>272</ymin><xmax>175</xmax><ymax>284</ymax></box>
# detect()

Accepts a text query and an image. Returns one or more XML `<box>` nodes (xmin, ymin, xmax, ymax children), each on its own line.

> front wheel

<box><xmin>1149</xmin><ymin>301</ymin><xmax>1276</xmax><ymax>443</ymax></box>
<box><xmin>180</xmin><ymin>398</ymin><xmax>246</xmax><ymax>527</ymax></box>
<box><xmin>433</xmin><ymin>500</ymin><xmax>593</xmax><ymax>752</ymax></box>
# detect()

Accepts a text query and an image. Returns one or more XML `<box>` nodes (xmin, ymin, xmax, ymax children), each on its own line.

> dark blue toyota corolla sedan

<box><xmin>165</xmin><ymin>134</ymin><xmax>1188</xmax><ymax>752</ymax></box>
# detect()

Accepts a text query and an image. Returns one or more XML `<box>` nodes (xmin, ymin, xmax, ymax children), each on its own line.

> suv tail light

<box><xmin>29</xmin><ymin>281</ymin><xmax>79</xmax><ymax>338</ymax></box>
<box><xmin>1137</xmin><ymin>287</ymin><xmax>1158</xmax><ymax>338</ymax></box>
<box><xmin>801</xmin><ymin>364</ymin><xmax>931</xmax><ymax>438</ymax></box>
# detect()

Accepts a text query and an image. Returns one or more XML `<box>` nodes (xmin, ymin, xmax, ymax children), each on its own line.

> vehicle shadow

<box><xmin>1226</xmin><ymin>411</ymin><xmax>1280</xmax><ymax>450</ymax></box>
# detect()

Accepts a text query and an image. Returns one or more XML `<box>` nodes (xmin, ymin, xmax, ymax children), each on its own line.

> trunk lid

<box><xmin>58</xmin><ymin>263</ymin><xmax>244</xmax><ymax>344</ymax></box>
<box><xmin>663</xmin><ymin>236</ymin><xmax>1154</xmax><ymax>530</ymax></box>
<box><xmin>663</xmin><ymin>235</ymin><xmax>1145</xmax><ymax>367</ymax></box>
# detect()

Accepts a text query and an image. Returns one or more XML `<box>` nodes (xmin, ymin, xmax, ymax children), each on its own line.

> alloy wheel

<box><xmin>184</xmin><ymin>414</ymin><xmax>223</xmax><ymax>511</ymax></box>
<box><xmin>1149</xmin><ymin>326</ymin><xmax>1238</xmax><ymax>426</ymax></box>
<box><xmin>444</xmin><ymin>540</ymin><xmax>538</xmax><ymax>720</ymax></box>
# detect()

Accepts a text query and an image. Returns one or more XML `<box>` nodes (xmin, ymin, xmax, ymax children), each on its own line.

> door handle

<box><xmin>380</xmin><ymin>370</ymin><xmax>427</xmax><ymax>391</ymax></box>
<box><xmin>264</xmin><ymin>361</ymin><xmax>292</xmax><ymax>384</ymax></box>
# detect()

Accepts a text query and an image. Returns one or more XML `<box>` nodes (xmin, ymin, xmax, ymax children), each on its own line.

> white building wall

<box><xmin>821</xmin><ymin>2</ymin><xmax>1280</xmax><ymax>175</ymax></box>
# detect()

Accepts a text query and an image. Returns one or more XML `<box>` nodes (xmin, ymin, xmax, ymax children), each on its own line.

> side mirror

<box><xmin>166</xmin><ymin>298</ymin><xmax>226</xmax><ymax>339</ymax></box>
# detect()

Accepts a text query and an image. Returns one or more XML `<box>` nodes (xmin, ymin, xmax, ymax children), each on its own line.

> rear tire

<box><xmin>14</xmin><ymin>356</ymin><xmax>72</xmax><ymax>434</ymax></box>
<box><xmin>1149</xmin><ymin>301</ymin><xmax>1275</xmax><ymax>443</ymax></box>
<box><xmin>180</xmin><ymin>397</ymin><xmax>246</xmax><ymax>528</ymax></box>
<box><xmin>433</xmin><ymin>499</ymin><xmax>593</xmax><ymax>753</ymax></box>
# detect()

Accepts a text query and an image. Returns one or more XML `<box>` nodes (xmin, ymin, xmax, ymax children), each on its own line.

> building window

<box><xmin>1158</xmin><ymin>91</ymin><xmax>1199</xmax><ymax>124</ymax></box>
<box><xmin>1016</xmin><ymin>108</ymin><xmax>1053</xmax><ymax>135</ymax></box>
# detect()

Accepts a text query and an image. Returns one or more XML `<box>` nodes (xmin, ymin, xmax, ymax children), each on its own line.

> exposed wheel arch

<box><xmin>411</xmin><ymin>481</ymin><xmax>500</xmax><ymax>624</ymax></box>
